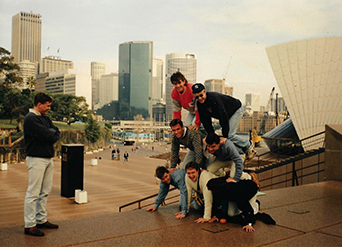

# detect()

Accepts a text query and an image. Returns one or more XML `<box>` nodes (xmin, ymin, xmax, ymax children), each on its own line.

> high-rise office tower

<box><xmin>165</xmin><ymin>53</ymin><xmax>197</xmax><ymax>122</ymax></box>
<box><xmin>12</xmin><ymin>12</ymin><xmax>42</xmax><ymax>66</ymax></box>
<box><xmin>95</xmin><ymin>73</ymin><xmax>119</xmax><ymax>110</ymax></box>
<box><xmin>152</xmin><ymin>57</ymin><xmax>163</xmax><ymax>104</ymax></box>
<box><xmin>91</xmin><ymin>62</ymin><xmax>106</xmax><ymax>80</ymax></box>
<box><xmin>91</xmin><ymin>62</ymin><xmax>106</xmax><ymax>110</ymax></box>
<box><xmin>204</xmin><ymin>79</ymin><xmax>225</xmax><ymax>94</ymax></box>
<box><xmin>118</xmin><ymin>41</ymin><xmax>153</xmax><ymax>120</ymax></box>
<box><xmin>245</xmin><ymin>93</ymin><xmax>260</xmax><ymax>112</ymax></box>
<box><xmin>271</xmin><ymin>97</ymin><xmax>286</xmax><ymax>113</ymax></box>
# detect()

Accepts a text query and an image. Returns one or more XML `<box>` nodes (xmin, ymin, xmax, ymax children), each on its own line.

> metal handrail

<box><xmin>254</xmin><ymin>148</ymin><xmax>325</xmax><ymax>190</ymax></box>
<box><xmin>119</xmin><ymin>187</ymin><xmax>177</xmax><ymax>212</ymax></box>
<box><xmin>257</xmin><ymin>131</ymin><xmax>325</xmax><ymax>165</ymax></box>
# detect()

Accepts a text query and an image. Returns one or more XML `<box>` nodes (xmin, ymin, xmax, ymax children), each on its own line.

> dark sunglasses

<box><xmin>195</xmin><ymin>94</ymin><xmax>204</xmax><ymax>99</ymax></box>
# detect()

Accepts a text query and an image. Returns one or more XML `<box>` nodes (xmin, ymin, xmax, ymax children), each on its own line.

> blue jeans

<box><xmin>184</xmin><ymin>112</ymin><xmax>207</xmax><ymax>135</ymax></box>
<box><xmin>228</xmin><ymin>106</ymin><xmax>250</xmax><ymax>150</ymax></box>
<box><xmin>24</xmin><ymin>157</ymin><xmax>54</xmax><ymax>228</ymax></box>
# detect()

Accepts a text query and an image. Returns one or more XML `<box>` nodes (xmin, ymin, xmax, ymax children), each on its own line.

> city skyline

<box><xmin>1</xmin><ymin>0</ymin><xmax>341</xmax><ymax>105</ymax></box>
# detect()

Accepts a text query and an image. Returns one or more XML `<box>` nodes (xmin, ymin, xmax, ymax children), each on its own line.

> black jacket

<box><xmin>196</xmin><ymin>92</ymin><xmax>241</xmax><ymax>137</ymax></box>
<box><xmin>207</xmin><ymin>177</ymin><xmax>258</xmax><ymax>225</ymax></box>
<box><xmin>24</xmin><ymin>112</ymin><xmax>60</xmax><ymax>158</ymax></box>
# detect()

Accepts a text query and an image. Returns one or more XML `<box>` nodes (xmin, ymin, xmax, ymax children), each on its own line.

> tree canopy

<box><xmin>0</xmin><ymin>47</ymin><xmax>23</xmax><ymax>88</ymax></box>
<box><xmin>85</xmin><ymin>113</ymin><xmax>101</xmax><ymax>143</ymax></box>
<box><xmin>49</xmin><ymin>94</ymin><xmax>90</xmax><ymax>124</ymax></box>
<box><xmin>0</xmin><ymin>47</ymin><xmax>94</xmax><ymax>128</ymax></box>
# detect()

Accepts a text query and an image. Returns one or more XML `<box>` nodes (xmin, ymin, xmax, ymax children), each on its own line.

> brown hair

<box><xmin>169</xmin><ymin>118</ymin><xmax>183</xmax><ymax>128</ymax></box>
<box><xmin>170</xmin><ymin>71</ymin><xmax>188</xmax><ymax>85</ymax></box>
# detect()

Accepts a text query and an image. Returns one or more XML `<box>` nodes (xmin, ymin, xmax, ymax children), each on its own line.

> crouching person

<box><xmin>146</xmin><ymin>166</ymin><xmax>188</xmax><ymax>219</ymax></box>
<box><xmin>205</xmin><ymin>132</ymin><xmax>259</xmax><ymax>188</ymax></box>
<box><xmin>185</xmin><ymin>162</ymin><xmax>217</xmax><ymax>223</ymax></box>
<box><xmin>207</xmin><ymin>177</ymin><xmax>276</xmax><ymax>232</ymax></box>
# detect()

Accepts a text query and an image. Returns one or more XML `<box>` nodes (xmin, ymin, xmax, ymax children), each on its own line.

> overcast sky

<box><xmin>1</xmin><ymin>0</ymin><xmax>341</xmax><ymax>105</ymax></box>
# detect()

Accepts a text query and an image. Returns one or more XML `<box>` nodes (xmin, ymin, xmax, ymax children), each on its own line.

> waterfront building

<box><xmin>238</xmin><ymin>111</ymin><xmax>285</xmax><ymax>134</ymax></box>
<box><xmin>12</xmin><ymin>12</ymin><xmax>42</xmax><ymax>67</ymax></box>
<box><xmin>245</xmin><ymin>93</ymin><xmax>260</xmax><ymax>112</ymax></box>
<box><xmin>266</xmin><ymin>37</ymin><xmax>342</xmax><ymax>150</ymax></box>
<box><xmin>40</xmin><ymin>56</ymin><xmax>73</xmax><ymax>74</ymax></box>
<box><xmin>204</xmin><ymin>79</ymin><xmax>225</xmax><ymax>93</ymax></box>
<box><xmin>119</xmin><ymin>41</ymin><xmax>153</xmax><ymax>120</ymax></box>
<box><xmin>165</xmin><ymin>53</ymin><xmax>197</xmax><ymax>122</ymax></box>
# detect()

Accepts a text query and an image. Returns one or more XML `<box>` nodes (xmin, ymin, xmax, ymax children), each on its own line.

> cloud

<box><xmin>188</xmin><ymin>0</ymin><xmax>342</xmax><ymax>42</ymax></box>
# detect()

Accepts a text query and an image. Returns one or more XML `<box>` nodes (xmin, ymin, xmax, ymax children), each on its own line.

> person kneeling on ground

<box><xmin>146</xmin><ymin>166</ymin><xmax>188</xmax><ymax>219</ymax></box>
<box><xmin>207</xmin><ymin>176</ymin><xmax>276</xmax><ymax>232</ymax></box>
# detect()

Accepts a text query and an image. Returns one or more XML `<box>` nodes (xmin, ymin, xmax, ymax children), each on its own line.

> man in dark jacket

<box><xmin>23</xmin><ymin>93</ymin><xmax>60</xmax><ymax>237</ymax></box>
<box><xmin>207</xmin><ymin>177</ymin><xmax>276</xmax><ymax>232</ymax></box>
<box><xmin>192</xmin><ymin>83</ymin><xmax>256</xmax><ymax>163</ymax></box>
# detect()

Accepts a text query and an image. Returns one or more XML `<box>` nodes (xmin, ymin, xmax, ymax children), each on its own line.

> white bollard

<box><xmin>75</xmin><ymin>189</ymin><xmax>87</xmax><ymax>204</ymax></box>
<box><xmin>91</xmin><ymin>159</ymin><xmax>98</xmax><ymax>166</ymax></box>
<box><xmin>1</xmin><ymin>163</ymin><xmax>8</xmax><ymax>171</ymax></box>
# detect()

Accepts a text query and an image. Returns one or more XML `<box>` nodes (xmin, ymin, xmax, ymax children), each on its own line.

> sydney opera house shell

<box><xmin>266</xmin><ymin>37</ymin><xmax>342</xmax><ymax>151</ymax></box>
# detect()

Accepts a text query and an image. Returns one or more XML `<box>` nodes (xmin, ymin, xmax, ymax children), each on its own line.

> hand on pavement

<box><xmin>146</xmin><ymin>207</ymin><xmax>157</xmax><ymax>212</ymax></box>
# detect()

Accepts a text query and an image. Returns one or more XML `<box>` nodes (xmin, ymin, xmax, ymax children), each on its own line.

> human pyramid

<box><xmin>146</xmin><ymin>72</ymin><xmax>275</xmax><ymax>232</ymax></box>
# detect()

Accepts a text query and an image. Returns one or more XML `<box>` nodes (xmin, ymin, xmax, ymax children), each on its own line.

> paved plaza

<box><xmin>1</xmin><ymin>143</ymin><xmax>342</xmax><ymax>246</ymax></box>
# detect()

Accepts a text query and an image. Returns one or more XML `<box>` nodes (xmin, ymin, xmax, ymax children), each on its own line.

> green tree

<box><xmin>85</xmin><ymin>114</ymin><xmax>101</xmax><ymax>145</ymax></box>
<box><xmin>49</xmin><ymin>94</ymin><xmax>89</xmax><ymax>124</ymax></box>
<box><xmin>3</xmin><ymin>88</ymin><xmax>27</xmax><ymax>123</ymax></box>
<box><xmin>0</xmin><ymin>47</ymin><xmax>23</xmax><ymax>88</ymax></box>
<box><xmin>101</xmin><ymin>123</ymin><xmax>112</xmax><ymax>146</ymax></box>
<box><xmin>26</xmin><ymin>76</ymin><xmax>36</xmax><ymax>90</ymax></box>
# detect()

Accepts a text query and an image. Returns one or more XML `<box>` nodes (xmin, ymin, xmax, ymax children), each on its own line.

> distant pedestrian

<box><xmin>124</xmin><ymin>151</ymin><xmax>129</xmax><ymax>163</ymax></box>
<box><xmin>112</xmin><ymin>149</ymin><xmax>116</xmax><ymax>160</ymax></box>
<box><xmin>117</xmin><ymin>148</ymin><xmax>120</xmax><ymax>160</ymax></box>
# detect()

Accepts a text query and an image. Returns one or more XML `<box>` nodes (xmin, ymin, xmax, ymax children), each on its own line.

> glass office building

<box><xmin>119</xmin><ymin>41</ymin><xmax>153</xmax><ymax>120</ymax></box>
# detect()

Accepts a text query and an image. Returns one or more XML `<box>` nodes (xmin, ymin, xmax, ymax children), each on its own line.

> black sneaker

<box><xmin>256</xmin><ymin>213</ymin><xmax>276</xmax><ymax>225</ymax></box>
<box><xmin>36</xmin><ymin>221</ymin><xmax>59</xmax><ymax>229</ymax></box>
<box><xmin>24</xmin><ymin>227</ymin><xmax>44</xmax><ymax>237</ymax></box>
